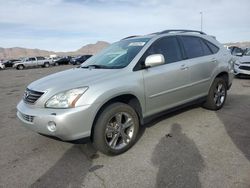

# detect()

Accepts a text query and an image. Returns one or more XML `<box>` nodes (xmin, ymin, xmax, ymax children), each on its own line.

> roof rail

<box><xmin>159</xmin><ymin>29</ymin><xmax>206</xmax><ymax>35</ymax></box>
<box><xmin>121</xmin><ymin>35</ymin><xmax>141</xmax><ymax>40</ymax></box>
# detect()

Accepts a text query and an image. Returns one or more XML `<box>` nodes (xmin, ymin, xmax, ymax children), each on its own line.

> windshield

<box><xmin>81</xmin><ymin>37</ymin><xmax>150</xmax><ymax>69</ymax></box>
<box><xmin>244</xmin><ymin>49</ymin><xmax>250</xmax><ymax>56</ymax></box>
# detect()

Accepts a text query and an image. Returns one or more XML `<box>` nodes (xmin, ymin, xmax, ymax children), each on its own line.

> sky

<box><xmin>0</xmin><ymin>0</ymin><xmax>249</xmax><ymax>52</ymax></box>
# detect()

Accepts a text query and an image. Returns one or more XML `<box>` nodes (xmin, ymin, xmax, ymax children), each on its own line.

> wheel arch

<box><xmin>215</xmin><ymin>72</ymin><xmax>229</xmax><ymax>89</ymax></box>
<box><xmin>16</xmin><ymin>64</ymin><xmax>25</xmax><ymax>69</ymax></box>
<box><xmin>90</xmin><ymin>94</ymin><xmax>143</xmax><ymax>140</ymax></box>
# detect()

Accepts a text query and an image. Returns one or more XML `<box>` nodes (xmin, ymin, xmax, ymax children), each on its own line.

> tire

<box><xmin>44</xmin><ymin>62</ymin><xmax>50</xmax><ymax>68</ymax></box>
<box><xmin>203</xmin><ymin>77</ymin><xmax>227</xmax><ymax>110</ymax></box>
<box><xmin>93</xmin><ymin>102</ymin><xmax>139</xmax><ymax>155</ymax></box>
<box><xmin>54</xmin><ymin>62</ymin><xmax>59</xmax><ymax>66</ymax></box>
<box><xmin>17</xmin><ymin>64</ymin><xmax>24</xmax><ymax>70</ymax></box>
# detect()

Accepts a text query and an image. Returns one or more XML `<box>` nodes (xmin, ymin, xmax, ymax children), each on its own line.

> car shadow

<box><xmin>216</xmin><ymin>94</ymin><xmax>250</xmax><ymax>161</ymax></box>
<box><xmin>143</xmin><ymin>103</ymin><xmax>200</xmax><ymax>128</ymax></box>
<box><xmin>234</xmin><ymin>75</ymin><xmax>250</xmax><ymax>80</ymax></box>
<box><xmin>31</xmin><ymin>144</ymin><xmax>99</xmax><ymax>188</ymax></box>
<box><xmin>151</xmin><ymin>123</ymin><xmax>205</xmax><ymax>188</ymax></box>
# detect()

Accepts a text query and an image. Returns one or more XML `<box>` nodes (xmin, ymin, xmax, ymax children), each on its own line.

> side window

<box><xmin>28</xmin><ymin>58</ymin><xmax>36</xmax><ymax>61</ymax></box>
<box><xmin>146</xmin><ymin>37</ymin><xmax>182</xmax><ymax>64</ymax></box>
<box><xmin>36</xmin><ymin>57</ymin><xmax>45</xmax><ymax>60</ymax></box>
<box><xmin>205</xmin><ymin>41</ymin><xmax>219</xmax><ymax>54</ymax></box>
<box><xmin>181</xmin><ymin>36</ymin><xmax>204</xmax><ymax>59</ymax></box>
<box><xmin>200</xmin><ymin>39</ymin><xmax>212</xmax><ymax>56</ymax></box>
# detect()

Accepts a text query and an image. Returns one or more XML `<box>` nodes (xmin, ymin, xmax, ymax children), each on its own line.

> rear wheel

<box><xmin>17</xmin><ymin>64</ymin><xmax>24</xmax><ymax>70</ymax></box>
<box><xmin>44</xmin><ymin>62</ymin><xmax>50</xmax><ymax>68</ymax></box>
<box><xmin>203</xmin><ymin>77</ymin><xmax>227</xmax><ymax>110</ymax></box>
<box><xmin>93</xmin><ymin>102</ymin><xmax>139</xmax><ymax>155</ymax></box>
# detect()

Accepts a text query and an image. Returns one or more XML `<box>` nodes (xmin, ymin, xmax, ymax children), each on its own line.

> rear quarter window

<box><xmin>204</xmin><ymin>40</ymin><xmax>219</xmax><ymax>54</ymax></box>
<box><xmin>200</xmin><ymin>39</ymin><xmax>213</xmax><ymax>56</ymax></box>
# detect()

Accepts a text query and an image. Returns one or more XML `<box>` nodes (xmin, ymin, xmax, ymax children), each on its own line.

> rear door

<box><xmin>141</xmin><ymin>36</ymin><xmax>191</xmax><ymax>116</ymax></box>
<box><xmin>180</xmin><ymin>36</ymin><xmax>219</xmax><ymax>97</ymax></box>
<box><xmin>36</xmin><ymin>56</ymin><xmax>45</xmax><ymax>66</ymax></box>
<box><xmin>25</xmin><ymin>57</ymin><xmax>35</xmax><ymax>67</ymax></box>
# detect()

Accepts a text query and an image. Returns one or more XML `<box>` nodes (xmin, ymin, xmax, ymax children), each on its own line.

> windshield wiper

<box><xmin>81</xmin><ymin>64</ymin><xmax>109</xmax><ymax>69</ymax></box>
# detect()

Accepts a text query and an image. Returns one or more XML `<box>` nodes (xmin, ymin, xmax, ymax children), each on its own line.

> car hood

<box><xmin>239</xmin><ymin>56</ymin><xmax>250</xmax><ymax>63</ymax></box>
<box><xmin>28</xmin><ymin>67</ymin><xmax>123</xmax><ymax>92</ymax></box>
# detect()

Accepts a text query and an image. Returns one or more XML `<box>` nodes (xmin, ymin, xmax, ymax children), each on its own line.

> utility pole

<box><xmin>200</xmin><ymin>11</ymin><xmax>203</xmax><ymax>32</ymax></box>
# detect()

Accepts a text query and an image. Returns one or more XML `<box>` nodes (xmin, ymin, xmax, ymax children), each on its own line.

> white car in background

<box><xmin>13</xmin><ymin>56</ymin><xmax>53</xmax><ymax>70</ymax></box>
<box><xmin>234</xmin><ymin>48</ymin><xmax>250</xmax><ymax>76</ymax></box>
<box><xmin>0</xmin><ymin>61</ymin><xmax>5</xmax><ymax>70</ymax></box>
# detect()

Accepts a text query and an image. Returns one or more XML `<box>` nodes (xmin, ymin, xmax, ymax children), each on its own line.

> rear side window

<box><xmin>205</xmin><ymin>40</ymin><xmax>219</xmax><ymax>54</ymax></box>
<box><xmin>181</xmin><ymin>36</ymin><xmax>204</xmax><ymax>59</ymax></box>
<box><xmin>147</xmin><ymin>36</ymin><xmax>182</xmax><ymax>64</ymax></box>
<box><xmin>200</xmin><ymin>39</ymin><xmax>212</xmax><ymax>56</ymax></box>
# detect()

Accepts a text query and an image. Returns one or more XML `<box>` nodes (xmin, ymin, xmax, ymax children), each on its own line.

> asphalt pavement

<box><xmin>0</xmin><ymin>65</ymin><xmax>249</xmax><ymax>188</ymax></box>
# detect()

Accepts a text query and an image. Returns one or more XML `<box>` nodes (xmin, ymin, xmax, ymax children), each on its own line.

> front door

<box><xmin>141</xmin><ymin>36</ymin><xmax>191</xmax><ymax>117</ymax></box>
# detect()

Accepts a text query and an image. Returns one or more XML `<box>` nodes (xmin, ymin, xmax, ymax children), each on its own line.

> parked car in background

<box><xmin>3</xmin><ymin>59</ymin><xmax>19</xmax><ymax>68</ymax></box>
<box><xmin>234</xmin><ymin>47</ymin><xmax>250</xmax><ymax>76</ymax></box>
<box><xmin>0</xmin><ymin>62</ymin><xmax>5</xmax><ymax>70</ymax></box>
<box><xmin>54</xmin><ymin>56</ymin><xmax>71</xmax><ymax>65</ymax></box>
<box><xmin>229</xmin><ymin>46</ymin><xmax>244</xmax><ymax>56</ymax></box>
<box><xmin>13</xmin><ymin>56</ymin><xmax>53</xmax><ymax>70</ymax></box>
<box><xmin>17</xmin><ymin>29</ymin><xmax>234</xmax><ymax>155</ymax></box>
<box><xmin>70</xmin><ymin>55</ymin><xmax>92</xmax><ymax>65</ymax></box>
<box><xmin>46</xmin><ymin>57</ymin><xmax>59</xmax><ymax>65</ymax></box>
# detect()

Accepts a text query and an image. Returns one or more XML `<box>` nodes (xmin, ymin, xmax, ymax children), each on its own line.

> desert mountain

<box><xmin>224</xmin><ymin>41</ymin><xmax>250</xmax><ymax>48</ymax></box>
<box><xmin>0</xmin><ymin>41</ymin><xmax>110</xmax><ymax>60</ymax></box>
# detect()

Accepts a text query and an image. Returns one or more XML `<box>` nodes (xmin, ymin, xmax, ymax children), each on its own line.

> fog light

<box><xmin>47</xmin><ymin>121</ymin><xmax>56</xmax><ymax>132</ymax></box>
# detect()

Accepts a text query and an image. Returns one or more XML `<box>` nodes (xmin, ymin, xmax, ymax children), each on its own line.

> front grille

<box><xmin>23</xmin><ymin>88</ymin><xmax>44</xmax><ymax>104</ymax></box>
<box><xmin>239</xmin><ymin>66</ymin><xmax>250</xmax><ymax>71</ymax></box>
<box><xmin>21</xmin><ymin>113</ymin><xmax>34</xmax><ymax>122</ymax></box>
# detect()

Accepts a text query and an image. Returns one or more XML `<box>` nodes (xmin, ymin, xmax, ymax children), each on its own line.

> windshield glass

<box><xmin>244</xmin><ymin>49</ymin><xmax>250</xmax><ymax>56</ymax></box>
<box><xmin>81</xmin><ymin>37</ymin><xmax>150</xmax><ymax>69</ymax></box>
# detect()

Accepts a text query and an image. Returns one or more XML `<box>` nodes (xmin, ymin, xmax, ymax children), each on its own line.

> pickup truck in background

<box><xmin>13</xmin><ymin>56</ymin><xmax>54</xmax><ymax>70</ymax></box>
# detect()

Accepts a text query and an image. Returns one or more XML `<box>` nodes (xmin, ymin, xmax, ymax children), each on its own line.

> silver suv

<box><xmin>17</xmin><ymin>30</ymin><xmax>234</xmax><ymax>155</ymax></box>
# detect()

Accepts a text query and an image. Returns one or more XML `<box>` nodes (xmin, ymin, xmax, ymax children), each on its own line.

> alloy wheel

<box><xmin>105</xmin><ymin>112</ymin><xmax>135</xmax><ymax>150</ymax></box>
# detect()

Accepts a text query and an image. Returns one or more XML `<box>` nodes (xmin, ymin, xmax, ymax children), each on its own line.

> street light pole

<box><xmin>200</xmin><ymin>11</ymin><xmax>203</xmax><ymax>32</ymax></box>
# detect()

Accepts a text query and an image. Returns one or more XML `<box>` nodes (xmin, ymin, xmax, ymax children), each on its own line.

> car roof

<box><xmin>121</xmin><ymin>29</ymin><xmax>221</xmax><ymax>48</ymax></box>
<box><xmin>122</xmin><ymin>29</ymin><xmax>209</xmax><ymax>41</ymax></box>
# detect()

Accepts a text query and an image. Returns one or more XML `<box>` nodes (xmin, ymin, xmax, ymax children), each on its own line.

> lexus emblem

<box><xmin>24</xmin><ymin>90</ymin><xmax>30</xmax><ymax>99</ymax></box>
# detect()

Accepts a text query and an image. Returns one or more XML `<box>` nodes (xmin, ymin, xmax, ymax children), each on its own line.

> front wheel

<box><xmin>203</xmin><ymin>77</ymin><xmax>227</xmax><ymax>110</ymax></box>
<box><xmin>17</xmin><ymin>64</ymin><xmax>24</xmax><ymax>70</ymax></box>
<box><xmin>93</xmin><ymin>103</ymin><xmax>139</xmax><ymax>155</ymax></box>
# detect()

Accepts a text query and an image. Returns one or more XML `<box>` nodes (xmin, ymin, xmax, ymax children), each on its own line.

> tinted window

<box><xmin>147</xmin><ymin>37</ymin><xmax>182</xmax><ymax>64</ymax></box>
<box><xmin>181</xmin><ymin>36</ymin><xmax>204</xmax><ymax>59</ymax></box>
<box><xmin>205</xmin><ymin>41</ymin><xmax>219</xmax><ymax>54</ymax></box>
<box><xmin>28</xmin><ymin>58</ymin><xmax>36</xmax><ymax>61</ymax></box>
<box><xmin>36</xmin><ymin>56</ymin><xmax>45</xmax><ymax>60</ymax></box>
<box><xmin>200</xmin><ymin>39</ymin><xmax>212</xmax><ymax>56</ymax></box>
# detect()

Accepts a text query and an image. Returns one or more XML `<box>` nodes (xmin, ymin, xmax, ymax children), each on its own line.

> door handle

<box><xmin>180</xmin><ymin>64</ymin><xmax>189</xmax><ymax>70</ymax></box>
<box><xmin>211</xmin><ymin>58</ymin><xmax>217</xmax><ymax>63</ymax></box>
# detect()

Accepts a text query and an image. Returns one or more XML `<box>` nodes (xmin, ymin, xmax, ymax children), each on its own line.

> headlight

<box><xmin>45</xmin><ymin>87</ymin><xmax>88</xmax><ymax>108</ymax></box>
<box><xmin>234</xmin><ymin>60</ymin><xmax>240</xmax><ymax>66</ymax></box>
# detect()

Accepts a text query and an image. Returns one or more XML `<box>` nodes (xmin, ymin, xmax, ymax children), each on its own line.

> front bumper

<box><xmin>234</xmin><ymin>64</ymin><xmax>250</xmax><ymax>75</ymax></box>
<box><xmin>17</xmin><ymin>100</ymin><xmax>98</xmax><ymax>141</ymax></box>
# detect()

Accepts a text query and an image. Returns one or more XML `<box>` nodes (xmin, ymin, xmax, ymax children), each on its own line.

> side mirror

<box><xmin>145</xmin><ymin>54</ymin><xmax>165</xmax><ymax>68</ymax></box>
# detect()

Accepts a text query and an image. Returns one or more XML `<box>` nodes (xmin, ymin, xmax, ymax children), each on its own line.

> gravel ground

<box><xmin>0</xmin><ymin>65</ymin><xmax>250</xmax><ymax>188</ymax></box>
